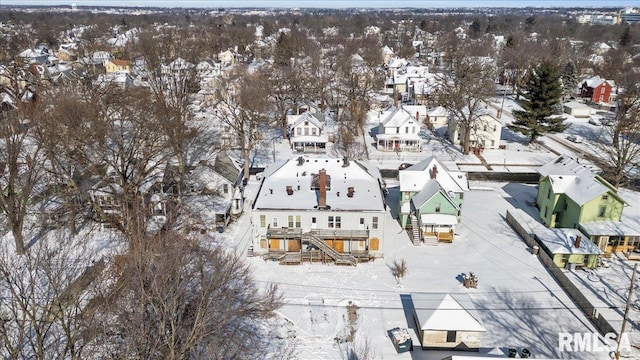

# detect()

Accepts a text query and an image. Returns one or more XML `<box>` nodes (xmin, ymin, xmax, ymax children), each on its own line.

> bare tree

<box><xmin>593</xmin><ymin>72</ymin><xmax>640</xmax><ymax>187</ymax></box>
<box><xmin>437</xmin><ymin>39</ymin><xmax>496</xmax><ymax>155</ymax></box>
<box><xmin>0</xmin><ymin>68</ymin><xmax>47</xmax><ymax>254</ymax></box>
<box><xmin>88</xmin><ymin>231</ymin><xmax>284</xmax><ymax>360</ymax></box>
<box><xmin>0</xmin><ymin>233</ymin><xmax>105</xmax><ymax>359</ymax></box>
<box><xmin>214</xmin><ymin>66</ymin><xmax>271</xmax><ymax>180</ymax></box>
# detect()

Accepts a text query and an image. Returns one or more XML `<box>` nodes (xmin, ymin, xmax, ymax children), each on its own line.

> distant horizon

<box><xmin>1</xmin><ymin>0</ymin><xmax>638</xmax><ymax>9</ymax></box>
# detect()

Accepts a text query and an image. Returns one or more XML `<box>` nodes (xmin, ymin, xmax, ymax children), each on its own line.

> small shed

<box><xmin>533</xmin><ymin>227</ymin><xmax>602</xmax><ymax>269</ymax></box>
<box><xmin>412</xmin><ymin>293</ymin><xmax>486</xmax><ymax>351</ymax></box>
<box><xmin>563</xmin><ymin>101</ymin><xmax>593</xmax><ymax>118</ymax></box>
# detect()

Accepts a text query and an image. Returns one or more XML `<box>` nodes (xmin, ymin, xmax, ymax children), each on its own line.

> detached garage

<box><xmin>563</xmin><ymin>101</ymin><xmax>593</xmax><ymax>118</ymax></box>
<box><xmin>412</xmin><ymin>293</ymin><xmax>486</xmax><ymax>351</ymax></box>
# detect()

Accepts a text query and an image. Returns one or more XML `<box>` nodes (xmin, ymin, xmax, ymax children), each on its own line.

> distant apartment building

<box><xmin>619</xmin><ymin>7</ymin><xmax>640</xmax><ymax>24</ymax></box>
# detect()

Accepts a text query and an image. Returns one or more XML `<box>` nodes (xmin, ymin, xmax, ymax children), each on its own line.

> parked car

<box><xmin>398</xmin><ymin>163</ymin><xmax>414</xmax><ymax>170</ymax></box>
<box><xmin>567</xmin><ymin>135</ymin><xmax>583</xmax><ymax>143</ymax></box>
<box><xmin>588</xmin><ymin>117</ymin><xmax>602</xmax><ymax>126</ymax></box>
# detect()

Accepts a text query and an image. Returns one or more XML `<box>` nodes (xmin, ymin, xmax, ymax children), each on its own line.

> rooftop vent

<box><xmin>286</xmin><ymin>186</ymin><xmax>293</xmax><ymax>195</ymax></box>
<box><xmin>347</xmin><ymin>186</ymin><xmax>355</xmax><ymax>198</ymax></box>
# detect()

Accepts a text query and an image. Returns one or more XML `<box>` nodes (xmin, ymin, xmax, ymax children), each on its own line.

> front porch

<box><xmin>376</xmin><ymin>135</ymin><xmax>422</xmax><ymax>152</ymax></box>
<box><xmin>291</xmin><ymin>138</ymin><xmax>327</xmax><ymax>154</ymax></box>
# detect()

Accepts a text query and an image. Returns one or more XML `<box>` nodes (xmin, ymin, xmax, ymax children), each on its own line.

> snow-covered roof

<box><xmin>412</xmin><ymin>293</ymin><xmax>486</xmax><ymax>332</ymax></box>
<box><xmin>427</xmin><ymin>106</ymin><xmax>449</xmax><ymax>117</ymax></box>
<box><xmin>582</xmin><ymin>75</ymin><xmax>615</xmax><ymax>89</ymax></box>
<box><xmin>563</xmin><ymin>101</ymin><xmax>592</xmax><ymax>110</ymax></box>
<box><xmin>534</xmin><ymin>227</ymin><xmax>602</xmax><ymax>255</ymax></box>
<box><xmin>538</xmin><ymin>156</ymin><xmax>624</xmax><ymax>206</ymax></box>
<box><xmin>400</xmin><ymin>157</ymin><xmax>468</xmax><ymax>194</ymax></box>
<box><xmin>253</xmin><ymin>156</ymin><xmax>385</xmax><ymax>212</ymax></box>
<box><xmin>380</xmin><ymin>107</ymin><xmax>417</xmax><ymax>128</ymax></box>
<box><xmin>420</xmin><ymin>213</ymin><xmax>458</xmax><ymax>226</ymax></box>
<box><xmin>288</xmin><ymin>112</ymin><xmax>324</xmax><ymax>129</ymax></box>
<box><xmin>410</xmin><ymin>179</ymin><xmax>459</xmax><ymax>212</ymax></box>
<box><xmin>579</xmin><ymin>221</ymin><xmax>640</xmax><ymax>237</ymax></box>
<box><xmin>402</xmin><ymin>104</ymin><xmax>428</xmax><ymax>117</ymax></box>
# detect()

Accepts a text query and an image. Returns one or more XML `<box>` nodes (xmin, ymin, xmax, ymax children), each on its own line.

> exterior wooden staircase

<box><xmin>302</xmin><ymin>233</ymin><xmax>357</xmax><ymax>266</ymax></box>
<box><xmin>410</xmin><ymin>215</ymin><xmax>422</xmax><ymax>245</ymax></box>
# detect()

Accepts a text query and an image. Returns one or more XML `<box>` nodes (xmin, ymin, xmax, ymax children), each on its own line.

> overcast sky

<box><xmin>1</xmin><ymin>0</ymin><xmax>638</xmax><ymax>8</ymax></box>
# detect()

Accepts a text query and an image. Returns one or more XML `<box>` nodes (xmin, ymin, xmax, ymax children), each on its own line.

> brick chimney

<box><xmin>416</xmin><ymin>111</ymin><xmax>420</xmax><ymax>123</ymax></box>
<box><xmin>574</xmin><ymin>235</ymin><xmax>582</xmax><ymax>248</ymax></box>
<box><xmin>318</xmin><ymin>169</ymin><xmax>327</xmax><ymax>209</ymax></box>
<box><xmin>431</xmin><ymin>164</ymin><xmax>438</xmax><ymax>179</ymax></box>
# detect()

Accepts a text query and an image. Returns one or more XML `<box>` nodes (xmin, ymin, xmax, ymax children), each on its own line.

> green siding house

<box><xmin>398</xmin><ymin>157</ymin><xmax>468</xmax><ymax>244</ymax></box>
<box><xmin>536</xmin><ymin>156</ymin><xmax>627</xmax><ymax>229</ymax></box>
<box><xmin>533</xmin><ymin>227</ymin><xmax>602</xmax><ymax>269</ymax></box>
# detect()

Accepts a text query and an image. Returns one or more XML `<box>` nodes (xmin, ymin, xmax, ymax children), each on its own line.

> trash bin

<box><xmin>508</xmin><ymin>348</ymin><xmax>517</xmax><ymax>358</ymax></box>
<box><xmin>531</xmin><ymin>246</ymin><xmax>539</xmax><ymax>255</ymax></box>
<box><xmin>520</xmin><ymin>348</ymin><xmax>531</xmax><ymax>358</ymax></box>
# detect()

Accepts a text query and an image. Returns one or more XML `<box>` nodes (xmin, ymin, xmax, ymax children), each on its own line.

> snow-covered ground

<box><xmin>219</xmin><ymin>173</ymin><xmax>614</xmax><ymax>359</ymax></box>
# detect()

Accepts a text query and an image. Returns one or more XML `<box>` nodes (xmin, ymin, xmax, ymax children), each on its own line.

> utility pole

<box><xmin>616</xmin><ymin>262</ymin><xmax>637</xmax><ymax>359</ymax></box>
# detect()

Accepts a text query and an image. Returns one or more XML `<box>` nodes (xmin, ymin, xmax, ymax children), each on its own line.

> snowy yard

<box><xmin>220</xmin><ymin>177</ymin><xmax>613</xmax><ymax>360</ymax></box>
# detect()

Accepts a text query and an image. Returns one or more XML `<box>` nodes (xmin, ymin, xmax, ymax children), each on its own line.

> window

<box><xmin>328</xmin><ymin>216</ymin><xmax>334</xmax><ymax>228</ymax></box>
<box><xmin>542</xmin><ymin>206</ymin><xmax>547</xmax><ymax>218</ymax></box>
<box><xmin>304</xmin><ymin>127</ymin><xmax>309</xmax><ymax>135</ymax></box>
<box><xmin>360</xmin><ymin>218</ymin><xmax>365</xmax><ymax>225</ymax></box>
<box><xmin>396</xmin><ymin>127</ymin><xmax>400</xmax><ymax>134</ymax></box>
<box><xmin>288</xmin><ymin>215</ymin><xmax>301</xmax><ymax>228</ymax></box>
<box><xmin>335</xmin><ymin>216</ymin><xmax>341</xmax><ymax>229</ymax></box>
<box><xmin>296</xmin><ymin>128</ymin><xmax>302</xmax><ymax>136</ymax></box>
<box><xmin>260</xmin><ymin>215</ymin><xmax>266</xmax><ymax>228</ymax></box>
<box><xmin>412</xmin><ymin>127</ymin><xmax>416</xmax><ymax>133</ymax></box>
<box><xmin>404</xmin><ymin>192</ymin><xmax>410</xmax><ymax>200</ymax></box>
<box><xmin>598</xmin><ymin>205</ymin><xmax>607</xmax><ymax>218</ymax></box>
<box><xmin>272</xmin><ymin>217</ymin><xmax>278</xmax><ymax>228</ymax></box>
<box><xmin>602</xmin><ymin>195</ymin><xmax>609</xmax><ymax>201</ymax></box>
<box><xmin>446</xmin><ymin>331</ymin><xmax>457</xmax><ymax>343</ymax></box>
<box><xmin>372</xmin><ymin>217</ymin><xmax>379</xmax><ymax>229</ymax></box>
<box><xmin>405</xmin><ymin>127</ymin><xmax>409</xmax><ymax>134</ymax></box>
<box><xmin>435</xmin><ymin>203</ymin><xmax>441</xmax><ymax>213</ymax></box>
<box><xmin>328</xmin><ymin>216</ymin><xmax>341</xmax><ymax>229</ymax></box>
<box><xmin>459</xmin><ymin>193</ymin><xmax>464</xmax><ymax>200</ymax></box>
<box><xmin>223</xmin><ymin>183</ymin><xmax>229</xmax><ymax>194</ymax></box>
<box><xmin>547</xmin><ymin>187</ymin><xmax>552</xmax><ymax>199</ymax></box>
<box><xmin>601</xmin><ymin>87</ymin><xmax>606</xmax><ymax>94</ymax></box>
<box><xmin>312</xmin><ymin>217</ymin><xmax>316</xmax><ymax>224</ymax></box>
<box><xmin>311</xmin><ymin>128</ymin><xmax>317</xmax><ymax>135</ymax></box>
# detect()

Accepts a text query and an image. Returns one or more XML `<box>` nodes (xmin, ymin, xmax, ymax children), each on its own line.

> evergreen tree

<box><xmin>561</xmin><ymin>61</ymin><xmax>578</xmax><ymax>98</ymax></box>
<box><xmin>509</xmin><ymin>61</ymin><xmax>567</xmax><ymax>143</ymax></box>
<box><xmin>619</xmin><ymin>26</ymin><xmax>631</xmax><ymax>48</ymax></box>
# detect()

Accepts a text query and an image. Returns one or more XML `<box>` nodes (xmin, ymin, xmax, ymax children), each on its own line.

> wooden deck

<box><xmin>270</xmin><ymin>250</ymin><xmax>371</xmax><ymax>265</ymax></box>
<box><xmin>423</xmin><ymin>231</ymin><xmax>454</xmax><ymax>243</ymax></box>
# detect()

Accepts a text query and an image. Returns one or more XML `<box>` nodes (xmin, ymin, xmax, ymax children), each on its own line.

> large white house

<box><xmin>376</xmin><ymin>106</ymin><xmax>422</xmax><ymax>152</ymax></box>
<box><xmin>447</xmin><ymin>113</ymin><xmax>502</xmax><ymax>150</ymax></box>
<box><xmin>251</xmin><ymin>156</ymin><xmax>387</xmax><ymax>265</ymax></box>
<box><xmin>287</xmin><ymin>112</ymin><xmax>327</xmax><ymax>154</ymax></box>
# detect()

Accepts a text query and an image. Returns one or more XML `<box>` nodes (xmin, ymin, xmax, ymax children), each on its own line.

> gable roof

<box><xmin>412</xmin><ymin>293</ymin><xmax>486</xmax><ymax>332</ymax></box>
<box><xmin>400</xmin><ymin>157</ymin><xmax>468</xmax><ymax>194</ymax></box>
<box><xmin>538</xmin><ymin>156</ymin><xmax>626</xmax><ymax>206</ymax></box>
<box><xmin>582</xmin><ymin>75</ymin><xmax>615</xmax><ymax>89</ymax></box>
<box><xmin>213</xmin><ymin>151</ymin><xmax>242</xmax><ymax>184</ymax></box>
<box><xmin>410</xmin><ymin>179</ymin><xmax>460</xmax><ymax>211</ymax></box>
<box><xmin>380</xmin><ymin>107</ymin><xmax>417</xmax><ymax>128</ymax></box>
<box><xmin>288</xmin><ymin>112</ymin><xmax>324</xmax><ymax>129</ymax></box>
